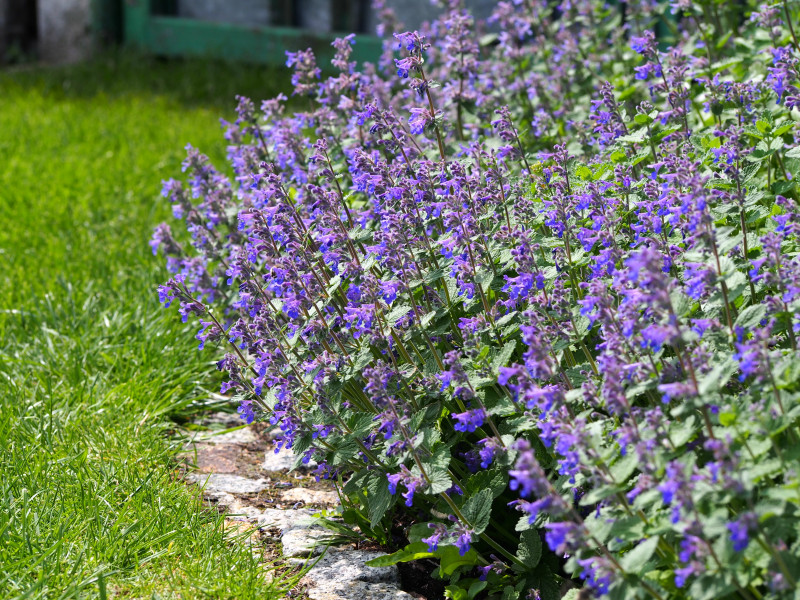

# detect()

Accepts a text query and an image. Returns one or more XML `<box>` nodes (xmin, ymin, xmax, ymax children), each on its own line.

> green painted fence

<box><xmin>121</xmin><ymin>0</ymin><xmax>382</xmax><ymax>66</ymax></box>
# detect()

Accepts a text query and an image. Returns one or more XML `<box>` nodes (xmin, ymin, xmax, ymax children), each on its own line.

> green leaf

<box><xmin>522</xmin><ymin>564</ymin><xmax>560</xmax><ymax>600</ymax></box>
<box><xmin>689</xmin><ymin>574</ymin><xmax>736</xmax><ymax>600</ymax></box>
<box><xmin>428</xmin><ymin>443</ymin><xmax>452</xmax><ymax>471</ymax></box>
<box><xmin>387</xmin><ymin>304</ymin><xmax>412</xmax><ymax>326</ymax></box>
<box><xmin>479</xmin><ymin>33</ymin><xmax>498</xmax><ymax>46</ymax></box>
<box><xmin>618</xmin><ymin>128</ymin><xmax>648</xmax><ymax>144</ymax></box>
<box><xmin>785</xmin><ymin>146</ymin><xmax>800</xmax><ymax>159</ymax></box>
<box><xmin>495</xmin><ymin>310</ymin><xmax>518</xmax><ymax>328</ymax></box>
<box><xmin>438</xmin><ymin>545</ymin><xmax>480</xmax><ymax>576</ymax></box>
<box><xmin>492</xmin><ymin>340</ymin><xmax>517</xmax><ymax>372</ymax></box>
<box><xmin>575</xmin><ymin>165</ymin><xmax>593</xmax><ymax>180</ymax></box>
<box><xmin>777</xmin><ymin>356</ymin><xmax>800</xmax><ymax>388</ymax></box>
<box><xmin>620</xmin><ymin>536</ymin><xmax>659</xmax><ymax>574</ymax></box>
<box><xmin>698</xmin><ymin>358</ymin><xmax>738</xmax><ymax>396</ymax></box>
<box><xmin>350</xmin><ymin>347</ymin><xmax>373</xmax><ymax>374</ymax></box>
<box><xmin>326</xmin><ymin>275</ymin><xmax>342</xmax><ymax>295</ymax></box>
<box><xmin>343</xmin><ymin>469</ymin><xmax>369</xmax><ymax>497</ymax></box>
<box><xmin>462</xmin><ymin>488</ymin><xmax>493</xmax><ymax>534</ymax></box>
<box><xmin>421</xmin><ymin>310</ymin><xmax>437</xmax><ymax>328</ymax></box>
<box><xmin>517</xmin><ymin>529</ymin><xmax>542</xmax><ymax>569</ymax></box>
<box><xmin>735</xmin><ymin>303</ymin><xmax>767</xmax><ymax>329</ymax></box>
<box><xmin>366</xmin><ymin>472</ymin><xmax>394</xmax><ymax>528</ymax></box>
<box><xmin>465</xmin><ymin>468</ymin><xmax>508</xmax><ymax>499</ymax></box>
<box><xmin>331</xmin><ymin>438</ymin><xmax>360</xmax><ymax>466</ymax></box>
<box><xmin>609</xmin><ymin>453</ymin><xmax>638</xmax><ymax>482</ymax></box>
<box><xmin>365</xmin><ymin>542</ymin><xmax>434</xmax><ymax>567</ymax></box>
<box><xmin>408</xmin><ymin>523</ymin><xmax>433</xmax><ymax>544</ymax></box>
<box><xmin>424</xmin><ymin>267</ymin><xmax>447</xmax><ymax>283</ymax></box>
<box><xmin>348</xmin><ymin>412</ymin><xmax>377</xmax><ymax>437</ymax></box>
<box><xmin>410</xmin><ymin>403</ymin><xmax>442</xmax><ymax>432</ymax></box>
<box><xmin>475</xmin><ymin>270</ymin><xmax>494</xmax><ymax>287</ymax></box>
<box><xmin>502</xmin><ymin>586</ymin><xmax>519</xmax><ymax>600</ymax></box>
<box><xmin>468</xmin><ymin>580</ymin><xmax>488</xmax><ymax>599</ymax></box>
<box><xmin>445</xmin><ymin>585</ymin><xmax>469</xmax><ymax>600</ymax></box>
<box><xmin>428</xmin><ymin>469</ymin><xmax>453</xmax><ymax>495</ymax></box>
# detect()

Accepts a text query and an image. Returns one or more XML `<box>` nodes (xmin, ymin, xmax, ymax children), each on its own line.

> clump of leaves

<box><xmin>154</xmin><ymin>2</ymin><xmax>800</xmax><ymax>598</ymax></box>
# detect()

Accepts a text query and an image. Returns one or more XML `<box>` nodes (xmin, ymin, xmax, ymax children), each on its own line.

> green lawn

<box><xmin>0</xmin><ymin>53</ymin><xmax>292</xmax><ymax>599</ymax></box>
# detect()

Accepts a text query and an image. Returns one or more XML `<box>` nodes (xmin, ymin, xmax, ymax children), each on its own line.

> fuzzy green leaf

<box><xmin>366</xmin><ymin>472</ymin><xmax>394</xmax><ymax>528</ymax></box>
<box><xmin>620</xmin><ymin>535</ymin><xmax>659</xmax><ymax>574</ymax></box>
<box><xmin>517</xmin><ymin>529</ymin><xmax>542</xmax><ymax>569</ymax></box>
<box><xmin>462</xmin><ymin>488</ymin><xmax>493</xmax><ymax>534</ymax></box>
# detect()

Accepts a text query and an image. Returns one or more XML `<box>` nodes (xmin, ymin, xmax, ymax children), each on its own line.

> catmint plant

<box><xmin>154</xmin><ymin>1</ymin><xmax>800</xmax><ymax>597</ymax></box>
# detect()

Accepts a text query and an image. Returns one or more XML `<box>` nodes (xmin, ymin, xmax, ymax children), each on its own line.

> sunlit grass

<box><xmin>0</xmin><ymin>52</ymin><xmax>292</xmax><ymax>599</ymax></box>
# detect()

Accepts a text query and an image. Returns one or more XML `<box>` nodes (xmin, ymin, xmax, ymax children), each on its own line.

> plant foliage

<box><xmin>154</xmin><ymin>1</ymin><xmax>800</xmax><ymax>597</ymax></box>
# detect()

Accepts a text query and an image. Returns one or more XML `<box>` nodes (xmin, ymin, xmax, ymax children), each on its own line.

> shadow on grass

<box><xmin>0</xmin><ymin>49</ymin><xmax>295</xmax><ymax>112</ymax></box>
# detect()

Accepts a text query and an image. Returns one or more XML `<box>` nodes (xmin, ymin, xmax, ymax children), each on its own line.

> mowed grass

<box><xmin>0</xmin><ymin>53</ymin><xmax>291</xmax><ymax>599</ymax></box>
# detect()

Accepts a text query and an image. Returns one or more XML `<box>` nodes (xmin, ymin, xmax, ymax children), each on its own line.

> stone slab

<box><xmin>225</xmin><ymin>499</ymin><xmax>270</xmax><ymax>523</ymax></box>
<box><xmin>255</xmin><ymin>507</ymin><xmax>316</xmax><ymax>533</ymax></box>
<box><xmin>195</xmin><ymin>411</ymin><xmax>246</xmax><ymax>428</ymax></box>
<box><xmin>196</xmin><ymin>426</ymin><xmax>258</xmax><ymax>445</ymax></box>
<box><xmin>306</xmin><ymin>582</ymin><xmax>415</xmax><ymax>600</ymax></box>
<box><xmin>190</xmin><ymin>444</ymin><xmax>241</xmax><ymax>474</ymax></box>
<box><xmin>280</xmin><ymin>487</ymin><xmax>339</xmax><ymax>507</ymax></box>
<box><xmin>281</xmin><ymin>527</ymin><xmax>336</xmax><ymax>558</ymax></box>
<box><xmin>262</xmin><ymin>445</ymin><xmax>307</xmax><ymax>472</ymax></box>
<box><xmin>301</xmin><ymin>550</ymin><xmax>400</xmax><ymax>587</ymax></box>
<box><xmin>186</xmin><ymin>473</ymin><xmax>268</xmax><ymax>496</ymax></box>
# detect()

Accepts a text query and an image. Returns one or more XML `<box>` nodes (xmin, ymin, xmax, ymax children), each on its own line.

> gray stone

<box><xmin>281</xmin><ymin>527</ymin><xmax>336</xmax><ymax>558</ymax></box>
<box><xmin>302</xmin><ymin>550</ymin><xmax>400</xmax><ymax>587</ymax></box>
<box><xmin>195</xmin><ymin>426</ymin><xmax>257</xmax><ymax>445</ymax></box>
<box><xmin>187</xmin><ymin>443</ymin><xmax>241</xmax><ymax>474</ymax></box>
<box><xmin>186</xmin><ymin>473</ymin><xmax>268</xmax><ymax>496</ymax></box>
<box><xmin>306</xmin><ymin>582</ymin><xmax>415</xmax><ymax>600</ymax></box>
<box><xmin>262</xmin><ymin>445</ymin><xmax>314</xmax><ymax>472</ymax></box>
<box><xmin>37</xmin><ymin>0</ymin><xmax>92</xmax><ymax>63</ymax></box>
<box><xmin>280</xmin><ymin>487</ymin><xmax>339</xmax><ymax>507</ymax></box>
<box><xmin>195</xmin><ymin>411</ymin><xmax>245</xmax><ymax>429</ymax></box>
<box><xmin>255</xmin><ymin>507</ymin><xmax>317</xmax><ymax>534</ymax></box>
<box><xmin>225</xmin><ymin>499</ymin><xmax>268</xmax><ymax>523</ymax></box>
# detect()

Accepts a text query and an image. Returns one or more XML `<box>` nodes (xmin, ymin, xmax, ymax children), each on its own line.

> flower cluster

<box><xmin>154</xmin><ymin>1</ymin><xmax>800</xmax><ymax>597</ymax></box>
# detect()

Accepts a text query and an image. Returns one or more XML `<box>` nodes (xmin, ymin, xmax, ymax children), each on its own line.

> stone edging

<box><xmin>180</xmin><ymin>412</ymin><xmax>419</xmax><ymax>600</ymax></box>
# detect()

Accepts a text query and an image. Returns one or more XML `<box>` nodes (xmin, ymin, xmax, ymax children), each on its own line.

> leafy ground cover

<box><xmin>0</xmin><ymin>53</ymin><xmax>296</xmax><ymax>599</ymax></box>
<box><xmin>154</xmin><ymin>1</ymin><xmax>800</xmax><ymax>599</ymax></box>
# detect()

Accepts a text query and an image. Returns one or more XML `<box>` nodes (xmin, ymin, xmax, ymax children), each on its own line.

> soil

<box><xmin>398</xmin><ymin>559</ymin><xmax>447</xmax><ymax>600</ymax></box>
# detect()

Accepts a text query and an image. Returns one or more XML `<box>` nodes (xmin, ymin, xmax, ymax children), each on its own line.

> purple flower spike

<box><xmin>422</xmin><ymin>523</ymin><xmax>447</xmax><ymax>552</ymax></box>
<box><xmin>728</xmin><ymin>512</ymin><xmax>758</xmax><ymax>552</ymax></box>
<box><xmin>452</xmin><ymin>408</ymin><xmax>486</xmax><ymax>433</ymax></box>
<box><xmin>454</xmin><ymin>524</ymin><xmax>474</xmax><ymax>556</ymax></box>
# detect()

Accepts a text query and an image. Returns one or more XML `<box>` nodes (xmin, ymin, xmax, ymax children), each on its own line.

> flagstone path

<box><xmin>180</xmin><ymin>412</ymin><xmax>420</xmax><ymax>600</ymax></box>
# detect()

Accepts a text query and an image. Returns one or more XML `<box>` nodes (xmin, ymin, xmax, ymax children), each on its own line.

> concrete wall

<box><xmin>371</xmin><ymin>0</ymin><xmax>498</xmax><ymax>34</ymax></box>
<box><xmin>177</xmin><ymin>0</ymin><xmax>496</xmax><ymax>35</ymax></box>
<box><xmin>28</xmin><ymin>0</ymin><xmax>498</xmax><ymax>65</ymax></box>
<box><xmin>0</xmin><ymin>0</ymin><xmax>7</xmax><ymax>59</ymax></box>
<box><xmin>38</xmin><ymin>0</ymin><xmax>92</xmax><ymax>63</ymax></box>
<box><xmin>176</xmin><ymin>0</ymin><xmax>272</xmax><ymax>27</ymax></box>
<box><xmin>299</xmin><ymin>0</ymin><xmax>332</xmax><ymax>34</ymax></box>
